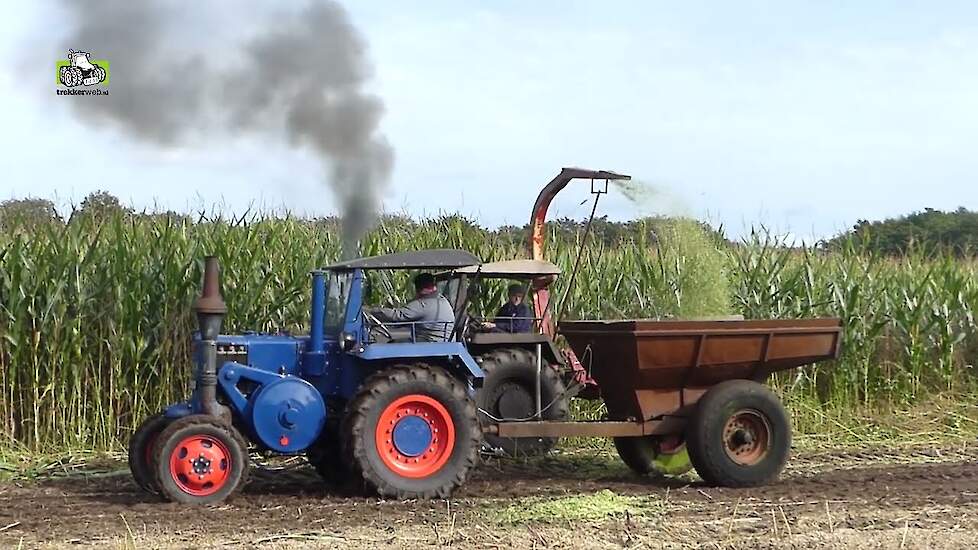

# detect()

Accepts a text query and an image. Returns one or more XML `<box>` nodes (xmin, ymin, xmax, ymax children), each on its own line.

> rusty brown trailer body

<box><xmin>494</xmin><ymin>318</ymin><xmax>841</xmax><ymax>438</ymax></box>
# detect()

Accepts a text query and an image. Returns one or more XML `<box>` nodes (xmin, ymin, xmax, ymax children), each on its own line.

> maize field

<box><xmin>1</xmin><ymin>212</ymin><xmax>977</xmax><ymax>452</ymax></box>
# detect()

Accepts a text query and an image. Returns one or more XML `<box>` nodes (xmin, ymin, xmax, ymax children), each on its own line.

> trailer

<box><xmin>492</xmin><ymin>318</ymin><xmax>841</xmax><ymax>485</ymax></box>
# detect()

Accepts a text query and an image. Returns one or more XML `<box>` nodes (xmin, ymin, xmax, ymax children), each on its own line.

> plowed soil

<box><xmin>3</xmin><ymin>444</ymin><xmax>978</xmax><ymax>548</ymax></box>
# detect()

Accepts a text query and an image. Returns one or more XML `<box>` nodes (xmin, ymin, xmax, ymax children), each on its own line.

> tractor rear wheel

<box><xmin>686</xmin><ymin>380</ymin><xmax>790</xmax><ymax>487</ymax></box>
<box><xmin>614</xmin><ymin>435</ymin><xmax>693</xmax><ymax>477</ymax></box>
<box><xmin>128</xmin><ymin>413</ymin><xmax>170</xmax><ymax>494</ymax></box>
<box><xmin>152</xmin><ymin>415</ymin><xmax>250</xmax><ymax>504</ymax></box>
<box><xmin>343</xmin><ymin>364</ymin><xmax>480</xmax><ymax>499</ymax></box>
<box><xmin>476</xmin><ymin>348</ymin><xmax>570</xmax><ymax>456</ymax></box>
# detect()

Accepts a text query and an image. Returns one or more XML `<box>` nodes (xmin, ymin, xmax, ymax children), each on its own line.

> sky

<box><xmin>2</xmin><ymin>1</ymin><xmax>976</xmax><ymax>242</ymax></box>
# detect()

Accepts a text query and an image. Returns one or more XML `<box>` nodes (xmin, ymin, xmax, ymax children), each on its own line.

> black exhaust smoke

<box><xmin>55</xmin><ymin>1</ymin><xmax>393</xmax><ymax>259</ymax></box>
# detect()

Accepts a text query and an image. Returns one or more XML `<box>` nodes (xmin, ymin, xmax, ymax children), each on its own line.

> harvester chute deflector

<box><xmin>526</xmin><ymin>168</ymin><xmax>630</xmax><ymax>336</ymax></box>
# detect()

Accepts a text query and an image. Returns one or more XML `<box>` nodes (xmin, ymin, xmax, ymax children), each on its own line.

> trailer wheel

<box><xmin>128</xmin><ymin>413</ymin><xmax>170</xmax><ymax>494</ymax></box>
<box><xmin>476</xmin><ymin>348</ymin><xmax>570</xmax><ymax>456</ymax></box>
<box><xmin>343</xmin><ymin>364</ymin><xmax>479</xmax><ymax>499</ymax></box>
<box><xmin>152</xmin><ymin>415</ymin><xmax>250</xmax><ymax>505</ymax></box>
<box><xmin>614</xmin><ymin>436</ymin><xmax>693</xmax><ymax>476</ymax></box>
<box><xmin>687</xmin><ymin>380</ymin><xmax>790</xmax><ymax>487</ymax></box>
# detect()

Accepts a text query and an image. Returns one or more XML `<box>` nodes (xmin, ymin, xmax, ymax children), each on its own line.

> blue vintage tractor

<box><xmin>128</xmin><ymin>249</ymin><xmax>570</xmax><ymax>504</ymax></box>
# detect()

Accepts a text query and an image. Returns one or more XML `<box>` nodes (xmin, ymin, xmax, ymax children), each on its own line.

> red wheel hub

<box><xmin>375</xmin><ymin>394</ymin><xmax>455</xmax><ymax>479</ymax></box>
<box><xmin>168</xmin><ymin>435</ymin><xmax>232</xmax><ymax>496</ymax></box>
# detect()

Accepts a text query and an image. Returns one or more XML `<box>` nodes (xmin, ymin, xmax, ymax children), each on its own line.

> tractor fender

<box><xmin>466</xmin><ymin>340</ymin><xmax>566</xmax><ymax>367</ymax></box>
<box><xmin>355</xmin><ymin>342</ymin><xmax>484</xmax><ymax>387</ymax></box>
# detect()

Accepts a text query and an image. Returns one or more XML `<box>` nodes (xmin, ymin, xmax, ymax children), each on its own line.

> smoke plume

<box><xmin>58</xmin><ymin>1</ymin><xmax>392</xmax><ymax>257</ymax></box>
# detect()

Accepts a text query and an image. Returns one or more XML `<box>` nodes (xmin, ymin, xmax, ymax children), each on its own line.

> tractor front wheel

<box><xmin>686</xmin><ymin>380</ymin><xmax>790</xmax><ymax>487</ymax></box>
<box><xmin>128</xmin><ymin>413</ymin><xmax>170</xmax><ymax>494</ymax></box>
<box><xmin>343</xmin><ymin>364</ymin><xmax>480</xmax><ymax>499</ymax></box>
<box><xmin>152</xmin><ymin>415</ymin><xmax>250</xmax><ymax>505</ymax></box>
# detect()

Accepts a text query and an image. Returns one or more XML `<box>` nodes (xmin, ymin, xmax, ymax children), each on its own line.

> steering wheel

<box><xmin>361</xmin><ymin>309</ymin><xmax>393</xmax><ymax>339</ymax></box>
<box><xmin>468</xmin><ymin>317</ymin><xmax>494</xmax><ymax>332</ymax></box>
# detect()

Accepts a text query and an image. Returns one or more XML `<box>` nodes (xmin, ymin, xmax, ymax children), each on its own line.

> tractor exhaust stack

<box><xmin>195</xmin><ymin>256</ymin><xmax>230</xmax><ymax>422</ymax></box>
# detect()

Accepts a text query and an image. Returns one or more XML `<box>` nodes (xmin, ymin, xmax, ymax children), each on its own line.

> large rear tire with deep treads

<box><xmin>128</xmin><ymin>413</ymin><xmax>170</xmax><ymax>495</ymax></box>
<box><xmin>476</xmin><ymin>348</ymin><xmax>570</xmax><ymax>456</ymax></box>
<box><xmin>152</xmin><ymin>414</ymin><xmax>250</xmax><ymax>505</ymax></box>
<box><xmin>687</xmin><ymin>380</ymin><xmax>791</xmax><ymax>487</ymax></box>
<box><xmin>343</xmin><ymin>364</ymin><xmax>479</xmax><ymax>499</ymax></box>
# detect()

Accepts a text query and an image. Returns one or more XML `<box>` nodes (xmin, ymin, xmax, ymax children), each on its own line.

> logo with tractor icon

<box><xmin>57</xmin><ymin>50</ymin><xmax>109</xmax><ymax>87</ymax></box>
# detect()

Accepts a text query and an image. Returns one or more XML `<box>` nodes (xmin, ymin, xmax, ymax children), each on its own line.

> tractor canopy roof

<box><xmin>436</xmin><ymin>259</ymin><xmax>561</xmax><ymax>280</ymax></box>
<box><xmin>321</xmin><ymin>248</ymin><xmax>481</xmax><ymax>271</ymax></box>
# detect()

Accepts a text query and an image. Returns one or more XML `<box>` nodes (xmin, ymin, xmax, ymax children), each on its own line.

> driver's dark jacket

<box><xmin>373</xmin><ymin>292</ymin><xmax>455</xmax><ymax>342</ymax></box>
<box><xmin>494</xmin><ymin>302</ymin><xmax>532</xmax><ymax>333</ymax></box>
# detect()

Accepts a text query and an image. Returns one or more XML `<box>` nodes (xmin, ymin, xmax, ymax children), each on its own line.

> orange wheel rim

<box><xmin>722</xmin><ymin>409</ymin><xmax>771</xmax><ymax>466</ymax></box>
<box><xmin>168</xmin><ymin>435</ymin><xmax>232</xmax><ymax>496</ymax></box>
<box><xmin>375</xmin><ymin>394</ymin><xmax>455</xmax><ymax>479</ymax></box>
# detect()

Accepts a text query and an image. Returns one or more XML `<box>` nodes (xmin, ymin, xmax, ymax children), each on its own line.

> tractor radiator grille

<box><xmin>216</xmin><ymin>343</ymin><xmax>248</xmax><ymax>365</ymax></box>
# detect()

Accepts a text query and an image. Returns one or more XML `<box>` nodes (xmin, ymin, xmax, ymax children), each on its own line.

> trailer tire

<box><xmin>687</xmin><ymin>380</ymin><xmax>790</xmax><ymax>487</ymax></box>
<box><xmin>152</xmin><ymin>414</ymin><xmax>250</xmax><ymax>505</ymax></box>
<box><xmin>476</xmin><ymin>348</ymin><xmax>570</xmax><ymax>456</ymax></box>
<box><xmin>128</xmin><ymin>413</ymin><xmax>170</xmax><ymax>495</ymax></box>
<box><xmin>343</xmin><ymin>364</ymin><xmax>480</xmax><ymax>499</ymax></box>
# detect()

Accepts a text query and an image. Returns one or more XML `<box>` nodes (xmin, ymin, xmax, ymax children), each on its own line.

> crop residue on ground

<box><xmin>494</xmin><ymin>489</ymin><xmax>666</xmax><ymax>524</ymax></box>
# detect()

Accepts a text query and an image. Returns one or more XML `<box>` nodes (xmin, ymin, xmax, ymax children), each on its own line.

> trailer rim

<box><xmin>723</xmin><ymin>409</ymin><xmax>771</xmax><ymax>466</ymax></box>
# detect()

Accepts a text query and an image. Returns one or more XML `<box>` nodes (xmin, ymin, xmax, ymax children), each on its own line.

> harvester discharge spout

<box><xmin>527</xmin><ymin>168</ymin><xmax>630</xmax><ymax>335</ymax></box>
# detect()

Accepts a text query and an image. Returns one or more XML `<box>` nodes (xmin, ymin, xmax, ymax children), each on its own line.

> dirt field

<box><xmin>2</xmin><ymin>443</ymin><xmax>978</xmax><ymax>549</ymax></box>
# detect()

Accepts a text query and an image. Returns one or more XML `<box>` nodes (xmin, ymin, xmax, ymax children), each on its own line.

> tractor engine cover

<box><xmin>247</xmin><ymin>377</ymin><xmax>326</xmax><ymax>453</ymax></box>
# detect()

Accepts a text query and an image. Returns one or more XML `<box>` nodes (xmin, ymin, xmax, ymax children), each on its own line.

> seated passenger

<box><xmin>370</xmin><ymin>273</ymin><xmax>455</xmax><ymax>342</ymax></box>
<box><xmin>489</xmin><ymin>284</ymin><xmax>533</xmax><ymax>333</ymax></box>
